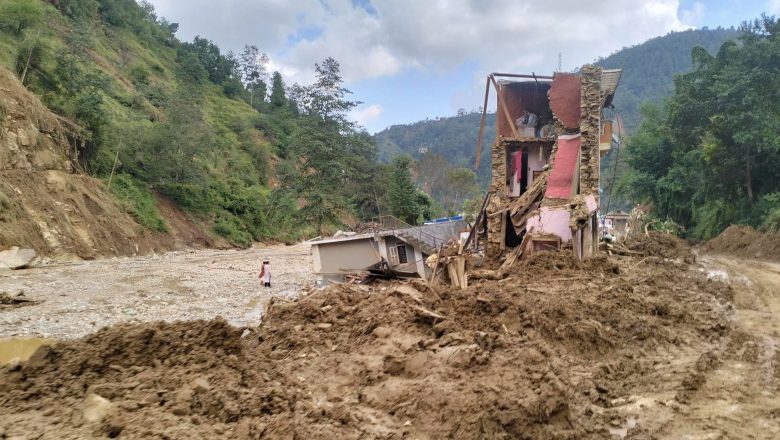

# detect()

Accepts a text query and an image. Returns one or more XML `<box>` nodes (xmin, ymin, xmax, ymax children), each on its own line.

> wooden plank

<box><xmin>428</xmin><ymin>243</ymin><xmax>444</xmax><ymax>283</ymax></box>
<box><xmin>462</xmin><ymin>191</ymin><xmax>491</xmax><ymax>252</ymax></box>
<box><xmin>457</xmin><ymin>256</ymin><xmax>467</xmax><ymax>289</ymax></box>
<box><xmin>474</xmin><ymin>76</ymin><xmax>491</xmax><ymax>169</ymax></box>
<box><xmin>490</xmin><ymin>74</ymin><xmax>520</xmax><ymax>139</ymax></box>
<box><xmin>492</xmin><ymin>72</ymin><xmax>554</xmax><ymax>80</ymax></box>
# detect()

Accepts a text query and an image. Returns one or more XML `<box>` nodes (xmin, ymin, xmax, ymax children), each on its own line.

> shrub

<box><xmin>213</xmin><ymin>213</ymin><xmax>252</xmax><ymax>247</ymax></box>
<box><xmin>0</xmin><ymin>0</ymin><xmax>43</xmax><ymax>35</ymax></box>
<box><xmin>110</xmin><ymin>174</ymin><xmax>167</xmax><ymax>232</ymax></box>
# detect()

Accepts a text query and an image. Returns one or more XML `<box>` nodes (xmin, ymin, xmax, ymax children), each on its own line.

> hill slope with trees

<box><xmin>618</xmin><ymin>17</ymin><xmax>780</xmax><ymax>240</ymax></box>
<box><xmin>597</xmin><ymin>27</ymin><xmax>739</xmax><ymax>133</ymax></box>
<box><xmin>0</xmin><ymin>0</ymin><xmax>433</xmax><ymax>250</ymax></box>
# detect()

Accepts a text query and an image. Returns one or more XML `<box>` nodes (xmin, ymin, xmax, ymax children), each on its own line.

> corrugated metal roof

<box><xmin>601</xmin><ymin>69</ymin><xmax>622</xmax><ymax>107</ymax></box>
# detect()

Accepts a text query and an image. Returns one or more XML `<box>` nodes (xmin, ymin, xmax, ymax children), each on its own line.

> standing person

<box><xmin>258</xmin><ymin>260</ymin><xmax>271</xmax><ymax>288</ymax></box>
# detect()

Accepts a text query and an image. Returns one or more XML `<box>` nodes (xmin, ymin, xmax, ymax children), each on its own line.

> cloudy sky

<box><xmin>146</xmin><ymin>0</ymin><xmax>776</xmax><ymax>133</ymax></box>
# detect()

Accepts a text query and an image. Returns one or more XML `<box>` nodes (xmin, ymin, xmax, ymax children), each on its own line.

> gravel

<box><xmin>0</xmin><ymin>243</ymin><xmax>313</xmax><ymax>339</ymax></box>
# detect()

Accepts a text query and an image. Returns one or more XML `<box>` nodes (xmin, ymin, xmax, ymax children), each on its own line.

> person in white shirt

<box><xmin>258</xmin><ymin>260</ymin><xmax>271</xmax><ymax>288</ymax></box>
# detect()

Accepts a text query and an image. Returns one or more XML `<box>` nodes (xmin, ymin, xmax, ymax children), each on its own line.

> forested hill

<box><xmin>374</xmin><ymin>112</ymin><xmax>495</xmax><ymax>185</ymax></box>
<box><xmin>597</xmin><ymin>27</ymin><xmax>739</xmax><ymax>133</ymax></box>
<box><xmin>374</xmin><ymin>27</ymin><xmax>740</xmax><ymax>179</ymax></box>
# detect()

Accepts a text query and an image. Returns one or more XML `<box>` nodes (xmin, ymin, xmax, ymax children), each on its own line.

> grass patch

<box><xmin>109</xmin><ymin>173</ymin><xmax>167</xmax><ymax>232</ymax></box>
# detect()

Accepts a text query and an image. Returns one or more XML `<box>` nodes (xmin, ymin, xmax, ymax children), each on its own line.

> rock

<box><xmin>82</xmin><ymin>393</ymin><xmax>115</xmax><ymax>424</ymax></box>
<box><xmin>0</xmin><ymin>247</ymin><xmax>37</xmax><ymax>270</ymax></box>
<box><xmin>191</xmin><ymin>377</ymin><xmax>210</xmax><ymax>394</ymax></box>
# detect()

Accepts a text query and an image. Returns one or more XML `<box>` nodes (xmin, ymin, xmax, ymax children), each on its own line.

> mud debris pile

<box><xmin>703</xmin><ymin>225</ymin><xmax>780</xmax><ymax>262</ymax></box>
<box><xmin>0</xmin><ymin>244</ymin><xmax>734</xmax><ymax>439</ymax></box>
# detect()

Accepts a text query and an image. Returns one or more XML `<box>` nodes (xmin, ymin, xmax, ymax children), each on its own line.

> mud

<box><xmin>703</xmin><ymin>225</ymin><xmax>780</xmax><ymax>262</ymax></box>
<box><xmin>624</xmin><ymin>231</ymin><xmax>694</xmax><ymax>261</ymax></box>
<box><xmin>0</xmin><ymin>244</ymin><xmax>738</xmax><ymax>439</ymax></box>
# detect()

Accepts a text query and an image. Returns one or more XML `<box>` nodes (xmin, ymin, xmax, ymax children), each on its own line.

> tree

<box><xmin>0</xmin><ymin>0</ymin><xmax>43</xmax><ymax>35</ymax></box>
<box><xmin>619</xmin><ymin>15</ymin><xmax>780</xmax><ymax>239</ymax></box>
<box><xmin>446</xmin><ymin>167</ymin><xmax>478</xmax><ymax>214</ymax></box>
<box><xmin>298</xmin><ymin>57</ymin><xmax>360</xmax><ymax>124</ymax></box>
<box><xmin>270</xmin><ymin>71</ymin><xmax>286</xmax><ymax>108</ymax></box>
<box><xmin>389</xmin><ymin>155</ymin><xmax>421</xmax><ymax>224</ymax></box>
<box><xmin>238</xmin><ymin>45</ymin><xmax>269</xmax><ymax>107</ymax></box>
<box><xmin>284</xmin><ymin>58</ymin><xmax>361</xmax><ymax>234</ymax></box>
<box><xmin>181</xmin><ymin>36</ymin><xmax>238</xmax><ymax>85</ymax></box>
<box><xmin>56</xmin><ymin>0</ymin><xmax>99</xmax><ymax>21</ymax></box>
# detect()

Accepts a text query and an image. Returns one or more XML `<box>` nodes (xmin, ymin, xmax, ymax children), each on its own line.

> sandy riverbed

<box><xmin>0</xmin><ymin>243</ymin><xmax>313</xmax><ymax>339</ymax></box>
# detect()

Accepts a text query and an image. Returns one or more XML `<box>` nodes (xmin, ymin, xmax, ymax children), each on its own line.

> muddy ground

<box><xmin>0</xmin><ymin>243</ymin><xmax>312</xmax><ymax>339</ymax></box>
<box><xmin>4</xmin><ymin>234</ymin><xmax>777</xmax><ymax>439</ymax></box>
<box><xmin>703</xmin><ymin>225</ymin><xmax>780</xmax><ymax>262</ymax></box>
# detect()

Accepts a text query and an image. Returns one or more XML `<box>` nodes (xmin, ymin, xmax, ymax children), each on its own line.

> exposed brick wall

<box><xmin>578</xmin><ymin>65</ymin><xmax>602</xmax><ymax>198</ymax></box>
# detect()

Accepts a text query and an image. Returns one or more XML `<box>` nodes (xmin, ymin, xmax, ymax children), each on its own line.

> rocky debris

<box><xmin>0</xmin><ymin>66</ymin><xmax>74</xmax><ymax>172</ymax></box>
<box><xmin>0</xmin><ymin>240</ymin><xmax>735</xmax><ymax>439</ymax></box>
<box><xmin>0</xmin><ymin>65</ymin><xmax>224</xmax><ymax>260</ymax></box>
<box><xmin>0</xmin><ymin>246</ymin><xmax>36</xmax><ymax>270</ymax></box>
<box><xmin>81</xmin><ymin>393</ymin><xmax>115</xmax><ymax>424</ymax></box>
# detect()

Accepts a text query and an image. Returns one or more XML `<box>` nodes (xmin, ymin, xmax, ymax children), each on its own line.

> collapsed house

<box><xmin>604</xmin><ymin>210</ymin><xmax>631</xmax><ymax>238</ymax></box>
<box><xmin>472</xmin><ymin>65</ymin><xmax>621</xmax><ymax>259</ymax></box>
<box><xmin>310</xmin><ymin>217</ymin><xmax>468</xmax><ymax>285</ymax></box>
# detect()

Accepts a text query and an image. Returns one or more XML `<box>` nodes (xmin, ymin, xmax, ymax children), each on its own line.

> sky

<box><xmin>146</xmin><ymin>0</ymin><xmax>777</xmax><ymax>133</ymax></box>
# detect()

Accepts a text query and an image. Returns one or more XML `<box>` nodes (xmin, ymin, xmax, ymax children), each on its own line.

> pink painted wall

<box><xmin>526</xmin><ymin>207</ymin><xmax>572</xmax><ymax>243</ymax></box>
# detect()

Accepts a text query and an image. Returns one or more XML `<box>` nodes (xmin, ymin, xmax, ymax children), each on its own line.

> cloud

<box><xmin>680</xmin><ymin>1</ymin><xmax>706</xmax><ymax>26</ymax></box>
<box><xmin>147</xmin><ymin>0</ymin><xmax>692</xmax><ymax>86</ymax></box>
<box><xmin>769</xmin><ymin>0</ymin><xmax>780</xmax><ymax>14</ymax></box>
<box><xmin>350</xmin><ymin>104</ymin><xmax>383</xmax><ymax>126</ymax></box>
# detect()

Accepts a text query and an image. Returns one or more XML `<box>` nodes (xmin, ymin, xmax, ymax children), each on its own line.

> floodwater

<box><xmin>0</xmin><ymin>337</ymin><xmax>53</xmax><ymax>364</ymax></box>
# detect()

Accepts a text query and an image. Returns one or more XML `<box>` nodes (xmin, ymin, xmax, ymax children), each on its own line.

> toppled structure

<box><xmin>474</xmin><ymin>66</ymin><xmax>621</xmax><ymax>259</ymax></box>
<box><xmin>310</xmin><ymin>216</ymin><xmax>468</xmax><ymax>285</ymax></box>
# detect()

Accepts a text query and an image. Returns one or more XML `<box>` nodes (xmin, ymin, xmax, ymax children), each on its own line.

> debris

<box><xmin>82</xmin><ymin>394</ymin><xmax>114</xmax><ymax>424</ymax></box>
<box><xmin>411</xmin><ymin>305</ymin><xmax>446</xmax><ymax>322</ymax></box>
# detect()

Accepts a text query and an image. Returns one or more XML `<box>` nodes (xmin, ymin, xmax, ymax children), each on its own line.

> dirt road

<box><xmin>0</xmin><ymin>243</ymin><xmax>313</xmax><ymax>339</ymax></box>
<box><xmin>656</xmin><ymin>255</ymin><xmax>780</xmax><ymax>439</ymax></box>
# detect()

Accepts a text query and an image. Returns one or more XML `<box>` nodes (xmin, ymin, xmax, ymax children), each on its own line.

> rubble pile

<box><xmin>703</xmin><ymin>225</ymin><xmax>780</xmax><ymax>262</ymax></box>
<box><xmin>0</xmin><ymin>241</ymin><xmax>733</xmax><ymax>439</ymax></box>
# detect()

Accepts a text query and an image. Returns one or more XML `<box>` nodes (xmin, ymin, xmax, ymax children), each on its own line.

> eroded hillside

<box><xmin>0</xmin><ymin>66</ymin><xmax>222</xmax><ymax>258</ymax></box>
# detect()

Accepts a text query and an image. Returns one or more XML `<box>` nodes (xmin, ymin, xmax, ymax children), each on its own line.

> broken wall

<box><xmin>578</xmin><ymin>65</ymin><xmax>602</xmax><ymax>198</ymax></box>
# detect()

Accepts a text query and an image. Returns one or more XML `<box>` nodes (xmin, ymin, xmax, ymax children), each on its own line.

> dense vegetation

<box><xmin>597</xmin><ymin>27</ymin><xmax>739</xmax><ymax>133</ymax></box>
<box><xmin>619</xmin><ymin>16</ymin><xmax>780</xmax><ymax>239</ymax></box>
<box><xmin>0</xmin><ymin>0</ymin><xmax>444</xmax><ymax>243</ymax></box>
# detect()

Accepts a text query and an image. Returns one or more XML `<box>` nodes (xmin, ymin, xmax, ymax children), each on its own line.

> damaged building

<box><xmin>310</xmin><ymin>217</ymin><xmax>468</xmax><ymax>285</ymax></box>
<box><xmin>473</xmin><ymin>65</ymin><xmax>622</xmax><ymax>259</ymax></box>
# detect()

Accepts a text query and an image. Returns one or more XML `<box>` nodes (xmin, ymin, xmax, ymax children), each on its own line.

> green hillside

<box><xmin>374</xmin><ymin>112</ymin><xmax>495</xmax><ymax>185</ymax></box>
<box><xmin>0</xmin><ymin>0</ymin><xmax>397</xmax><ymax>243</ymax></box>
<box><xmin>597</xmin><ymin>27</ymin><xmax>739</xmax><ymax>133</ymax></box>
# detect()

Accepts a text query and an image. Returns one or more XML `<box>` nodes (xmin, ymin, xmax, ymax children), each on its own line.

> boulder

<box><xmin>82</xmin><ymin>393</ymin><xmax>115</xmax><ymax>424</ymax></box>
<box><xmin>0</xmin><ymin>247</ymin><xmax>37</xmax><ymax>270</ymax></box>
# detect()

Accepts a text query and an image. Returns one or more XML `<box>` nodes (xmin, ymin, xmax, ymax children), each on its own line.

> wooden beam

<box><xmin>490</xmin><ymin>74</ymin><xmax>520</xmax><ymax>139</ymax></box>
<box><xmin>474</xmin><ymin>75</ymin><xmax>491</xmax><ymax>169</ymax></box>
<box><xmin>492</xmin><ymin>72</ymin><xmax>554</xmax><ymax>80</ymax></box>
<box><xmin>462</xmin><ymin>190</ymin><xmax>491</xmax><ymax>252</ymax></box>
